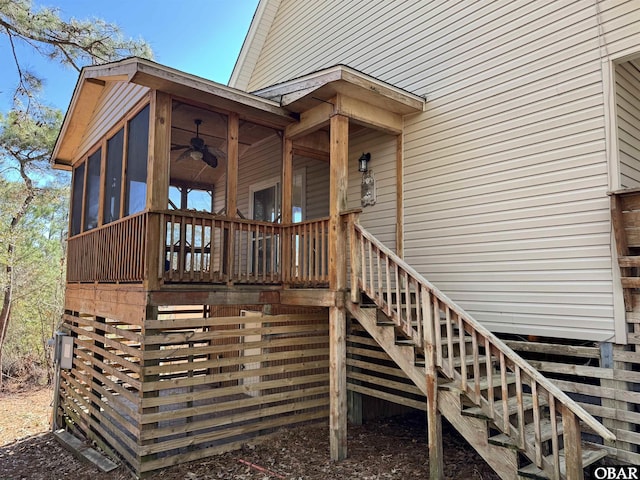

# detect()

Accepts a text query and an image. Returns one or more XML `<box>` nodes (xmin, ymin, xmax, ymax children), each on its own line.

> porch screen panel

<box><xmin>104</xmin><ymin>128</ymin><xmax>124</xmax><ymax>224</ymax></box>
<box><xmin>125</xmin><ymin>104</ymin><xmax>149</xmax><ymax>216</ymax></box>
<box><xmin>83</xmin><ymin>148</ymin><xmax>102</xmax><ymax>231</ymax></box>
<box><xmin>71</xmin><ymin>162</ymin><xmax>85</xmax><ymax>236</ymax></box>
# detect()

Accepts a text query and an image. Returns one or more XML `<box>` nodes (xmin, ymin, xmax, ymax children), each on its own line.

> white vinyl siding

<box><xmin>617</xmin><ymin>60</ymin><xmax>640</xmax><ymax>188</ymax></box>
<box><xmin>230</xmin><ymin>0</ymin><xmax>282</xmax><ymax>91</ymax></box>
<box><xmin>348</xmin><ymin>130</ymin><xmax>397</xmax><ymax>251</ymax></box>
<box><xmin>230</xmin><ymin>135</ymin><xmax>331</xmax><ymax>221</ymax></box>
<box><xmin>76</xmin><ymin>82</ymin><xmax>149</xmax><ymax>162</ymax></box>
<box><xmin>240</xmin><ymin>0</ymin><xmax>640</xmax><ymax>341</ymax></box>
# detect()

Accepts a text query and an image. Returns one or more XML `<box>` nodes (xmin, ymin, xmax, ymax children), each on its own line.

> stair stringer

<box><xmin>347</xmin><ymin>302</ymin><xmax>426</xmax><ymax>395</ymax></box>
<box><xmin>347</xmin><ymin>301</ymin><xmax>521</xmax><ymax>480</ymax></box>
<box><xmin>439</xmin><ymin>389</ymin><xmax>519</xmax><ymax>480</ymax></box>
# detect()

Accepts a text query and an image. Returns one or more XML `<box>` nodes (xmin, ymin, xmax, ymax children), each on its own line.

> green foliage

<box><xmin>0</xmin><ymin>1</ymin><xmax>153</xmax><ymax>386</ymax></box>
<box><xmin>0</xmin><ymin>178</ymin><xmax>67</xmax><ymax>384</ymax></box>
<box><xmin>0</xmin><ymin>0</ymin><xmax>152</xmax><ymax>102</ymax></box>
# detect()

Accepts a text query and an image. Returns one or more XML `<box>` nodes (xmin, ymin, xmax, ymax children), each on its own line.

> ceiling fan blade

<box><xmin>207</xmin><ymin>145</ymin><xmax>227</xmax><ymax>161</ymax></box>
<box><xmin>202</xmin><ymin>148</ymin><xmax>218</xmax><ymax>168</ymax></box>
<box><xmin>176</xmin><ymin>148</ymin><xmax>193</xmax><ymax>162</ymax></box>
<box><xmin>171</xmin><ymin>144</ymin><xmax>190</xmax><ymax>151</ymax></box>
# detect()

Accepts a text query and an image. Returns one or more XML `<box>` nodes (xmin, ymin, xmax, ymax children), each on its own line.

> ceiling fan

<box><xmin>171</xmin><ymin>119</ymin><xmax>219</xmax><ymax>168</ymax></box>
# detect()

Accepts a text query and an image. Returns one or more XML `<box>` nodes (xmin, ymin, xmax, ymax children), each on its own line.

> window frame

<box><xmin>68</xmin><ymin>97</ymin><xmax>150</xmax><ymax>237</ymax></box>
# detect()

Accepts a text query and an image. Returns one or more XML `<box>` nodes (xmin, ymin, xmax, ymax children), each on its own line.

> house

<box><xmin>51</xmin><ymin>1</ymin><xmax>640</xmax><ymax>478</ymax></box>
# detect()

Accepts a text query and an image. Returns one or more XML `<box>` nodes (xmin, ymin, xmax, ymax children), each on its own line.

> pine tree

<box><xmin>0</xmin><ymin>0</ymin><xmax>152</xmax><ymax>385</ymax></box>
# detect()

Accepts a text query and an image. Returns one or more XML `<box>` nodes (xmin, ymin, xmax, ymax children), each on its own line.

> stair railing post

<box><xmin>422</xmin><ymin>285</ymin><xmax>443</xmax><ymax>479</ymax></box>
<box><xmin>561</xmin><ymin>405</ymin><xmax>584</xmax><ymax>480</ymax></box>
<box><xmin>349</xmin><ymin>212</ymin><xmax>361</xmax><ymax>304</ymax></box>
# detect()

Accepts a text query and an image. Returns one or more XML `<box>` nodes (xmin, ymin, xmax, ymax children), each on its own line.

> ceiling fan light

<box><xmin>190</xmin><ymin>150</ymin><xmax>203</xmax><ymax>161</ymax></box>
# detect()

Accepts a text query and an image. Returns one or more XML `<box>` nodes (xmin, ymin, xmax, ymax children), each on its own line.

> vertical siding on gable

<box><xmin>76</xmin><ymin>82</ymin><xmax>149</xmax><ymax>161</ymax></box>
<box><xmin>242</xmin><ymin>0</ymin><xmax>640</xmax><ymax>341</ymax></box>
<box><xmin>617</xmin><ymin>60</ymin><xmax>640</xmax><ymax>188</ymax></box>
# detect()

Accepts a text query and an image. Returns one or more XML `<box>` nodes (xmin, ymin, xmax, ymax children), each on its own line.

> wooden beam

<box><xmin>328</xmin><ymin>112</ymin><xmax>349</xmax><ymax>462</ymax></box>
<box><xmin>292</xmin><ymin>130</ymin><xmax>330</xmax><ymax>160</ymax></box>
<box><xmin>145</xmin><ymin>91</ymin><xmax>171</xmax><ymax>290</ymax></box>
<box><xmin>329</xmin><ymin>113</ymin><xmax>349</xmax><ymax>289</ymax></box>
<box><xmin>285</xmin><ymin>100</ymin><xmax>334</xmax><ymax>140</ymax></box>
<box><xmin>226</xmin><ymin>112</ymin><xmax>239</xmax><ymax>218</ymax></box>
<box><xmin>335</xmin><ymin>95</ymin><xmax>402</xmax><ymax>135</ymax></box>
<box><xmin>282</xmin><ymin>137</ymin><xmax>293</xmax><ymax>283</ymax></box>
<box><xmin>422</xmin><ymin>287</ymin><xmax>443</xmax><ymax>479</ymax></box>
<box><xmin>282</xmin><ymin>137</ymin><xmax>293</xmax><ymax>224</ymax></box>
<box><xmin>147</xmin><ymin>90</ymin><xmax>172</xmax><ymax>211</ymax></box>
<box><xmin>147</xmin><ymin>288</ymin><xmax>280</xmax><ymax>307</ymax></box>
<box><xmin>280</xmin><ymin>288</ymin><xmax>337</xmax><ymax>307</ymax></box>
<box><xmin>97</xmin><ymin>142</ymin><xmax>107</xmax><ymax>227</ymax></box>
<box><xmin>561</xmin><ymin>405</ymin><xmax>584</xmax><ymax>480</ymax></box>
<box><xmin>329</xmin><ymin>301</ymin><xmax>347</xmax><ymax>461</ymax></box>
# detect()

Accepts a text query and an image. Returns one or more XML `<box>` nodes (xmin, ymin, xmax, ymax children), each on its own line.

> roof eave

<box><xmin>252</xmin><ymin>64</ymin><xmax>425</xmax><ymax>115</ymax></box>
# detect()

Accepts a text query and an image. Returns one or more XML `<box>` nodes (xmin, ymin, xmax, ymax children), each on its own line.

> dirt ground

<box><xmin>0</xmin><ymin>387</ymin><xmax>500</xmax><ymax>479</ymax></box>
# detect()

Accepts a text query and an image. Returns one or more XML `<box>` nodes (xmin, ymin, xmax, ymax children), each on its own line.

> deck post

<box><xmin>422</xmin><ymin>286</ymin><xmax>443</xmax><ymax>479</ymax></box>
<box><xmin>282</xmin><ymin>137</ymin><xmax>293</xmax><ymax>282</ymax></box>
<box><xmin>329</xmin><ymin>111</ymin><xmax>349</xmax><ymax>461</ymax></box>
<box><xmin>225</xmin><ymin>113</ymin><xmax>239</xmax><ymax>283</ymax></box>
<box><xmin>226</xmin><ymin>112</ymin><xmax>239</xmax><ymax>218</ymax></box>
<box><xmin>145</xmin><ymin>90</ymin><xmax>171</xmax><ymax>290</ymax></box>
<box><xmin>561</xmin><ymin>405</ymin><xmax>584</xmax><ymax>480</ymax></box>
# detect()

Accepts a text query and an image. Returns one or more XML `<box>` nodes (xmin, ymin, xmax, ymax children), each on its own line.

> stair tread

<box><xmin>441</xmin><ymin>372</ymin><xmax>517</xmax><ymax>392</ymax></box>
<box><xmin>517</xmin><ymin>443</ymin><xmax>608</xmax><ymax>479</ymax></box>
<box><xmin>462</xmin><ymin>393</ymin><xmax>546</xmax><ymax>419</ymax></box>
<box><xmin>489</xmin><ymin>417</ymin><xmax>562</xmax><ymax>447</ymax></box>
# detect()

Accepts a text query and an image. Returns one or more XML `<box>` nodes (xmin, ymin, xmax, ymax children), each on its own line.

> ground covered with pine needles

<box><xmin>0</xmin><ymin>387</ymin><xmax>499</xmax><ymax>479</ymax></box>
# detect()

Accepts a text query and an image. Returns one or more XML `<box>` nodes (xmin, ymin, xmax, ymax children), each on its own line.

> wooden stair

<box><xmin>345</xmin><ymin>220</ymin><xmax>615</xmax><ymax>480</ymax></box>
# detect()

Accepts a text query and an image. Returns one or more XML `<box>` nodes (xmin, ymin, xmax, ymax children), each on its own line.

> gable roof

<box><xmin>229</xmin><ymin>0</ymin><xmax>280</xmax><ymax>91</ymax></box>
<box><xmin>52</xmin><ymin>57</ymin><xmax>293</xmax><ymax>169</ymax></box>
<box><xmin>253</xmin><ymin>64</ymin><xmax>425</xmax><ymax>116</ymax></box>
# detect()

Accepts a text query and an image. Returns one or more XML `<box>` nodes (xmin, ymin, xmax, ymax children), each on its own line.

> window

<box><xmin>68</xmin><ymin>101</ymin><xmax>151</xmax><ymax>237</ymax></box>
<box><xmin>83</xmin><ymin>148</ymin><xmax>101</xmax><ymax>231</ymax></box>
<box><xmin>70</xmin><ymin>162</ymin><xmax>85</xmax><ymax>236</ymax></box>
<box><xmin>168</xmin><ymin>184</ymin><xmax>213</xmax><ymax>212</ymax></box>
<box><xmin>125</xmin><ymin>104</ymin><xmax>149</xmax><ymax>215</ymax></box>
<box><xmin>104</xmin><ymin>128</ymin><xmax>124</xmax><ymax>224</ymax></box>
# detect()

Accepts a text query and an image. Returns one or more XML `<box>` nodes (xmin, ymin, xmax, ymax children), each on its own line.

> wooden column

<box><xmin>423</xmin><ymin>287</ymin><xmax>443</xmax><ymax>479</ymax></box>
<box><xmin>395</xmin><ymin>134</ymin><xmax>404</xmax><ymax>258</ymax></box>
<box><xmin>561</xmin><ymin>405</ymin><xmax>583</xmax><ymax>480</ymax></box>
<box><xmin>329</xmin><ymin>112</ymin><xmax>349</xmax><ymax>461</ymax></box>
<box><xmin>225</xmin><ymin>113</ymin><xmax>239</xmax><ymax>282</ymax></box>
<box><xmin>282</xmin><ymin>137</ymin><xmax>293</xmax><ymax>224</ymax></box>
<box><xmin>281</xmin><ymin>137</ymin><xmax>293</xmax><ymax>283</ymax></box>
<box><xmin>139</xmin><ymin>306</ymin><xmax>160</xmax><ymax>475</ymax></box>
<box><xmin>226</xmin><ymin>112</ymin><xmax>239</xmax><ymax>218</ymax></box>
<box><xmin>145</xmin><ymin>91</ymin><xmax>171</xmax><ymax>290</ymax></box>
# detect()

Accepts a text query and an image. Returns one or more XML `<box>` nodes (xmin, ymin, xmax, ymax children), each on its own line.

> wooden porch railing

<box><xmin>66</xmin><ymin>211</ymin><xmax>147</xmax><ymax>283</ymax></box>
<box><xmin>281</xmin><ymin>217</ymin><xmax>330</xmax><ymax>286</ymax></box>
<box><xmin>157</xmin><ymin>210</ymin><xmax>282</xmax><ymax>284</ymax></box>
<box><xmin>66</xmin><ymin>210</ymin><xmax>331</xmax><ymax>286</ymax></box>
<box><xmin>347</xmin><ymin>215</ymin><xmax>615</xmax><ymax>478</ymax></box>
<box><xmin>157</xmin><ymin>211</ymin><xmax>331</xmax><ymax>285</ymax></box>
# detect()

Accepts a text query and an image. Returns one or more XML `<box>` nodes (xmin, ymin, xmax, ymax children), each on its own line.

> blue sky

<box><xmin>0</xmin><ymin>0</ymin><xmax>260</xmax><ymax>111</ymax></box>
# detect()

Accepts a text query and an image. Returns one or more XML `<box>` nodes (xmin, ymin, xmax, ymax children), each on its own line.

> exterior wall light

<box><xmin>358</xmin><ymin>152</ymin><xmax>371</xmax><ymax>173</ymax></box>
<box><xmin>359</xmin><ymin>152</ymin><xmax>376</xmax><ymax>207</ymax></box>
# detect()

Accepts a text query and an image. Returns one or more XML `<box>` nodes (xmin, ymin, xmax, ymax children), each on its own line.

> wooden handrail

<box><xmin>348</xmin><ymin>218</ymin><xmax>615</xmax><ymax>445</ymax></box>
